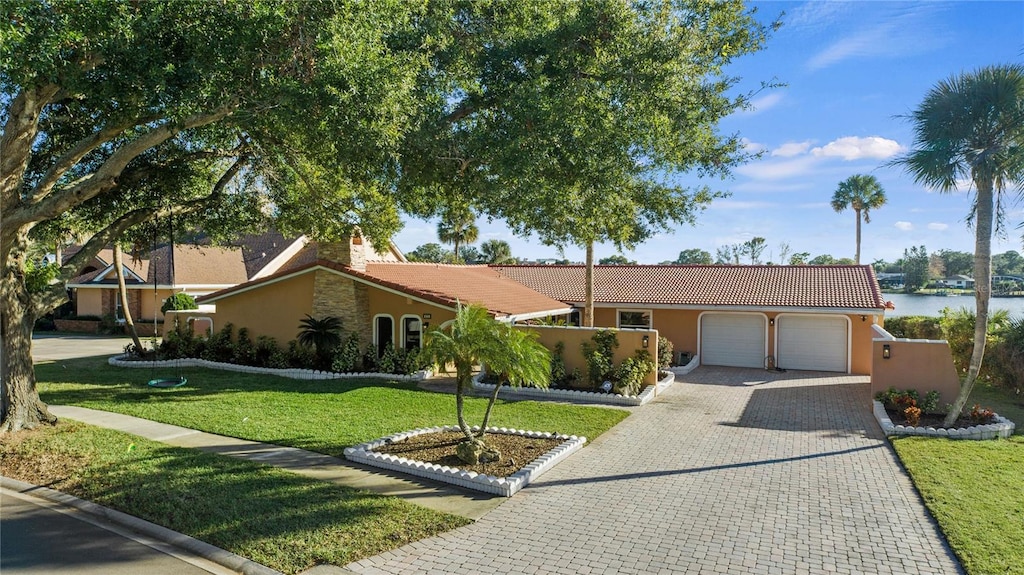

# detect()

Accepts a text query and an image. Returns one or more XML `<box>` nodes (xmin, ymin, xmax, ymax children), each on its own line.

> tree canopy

<box><xmin>831</xmin><ymin>174</ymin><xmax>887</xmax><ymax>265</ymax></box>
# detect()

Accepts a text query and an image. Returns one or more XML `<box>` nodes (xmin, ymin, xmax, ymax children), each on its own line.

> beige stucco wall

<box><xmin>367</xmin><ymin>288</ymin><xmax>456</xmax><ymax>346</ymax></box>
<box><xmin>592</xmin><ymin>306</ymin><xmax>877</xmax><ymax>375</ymax></box>
<box><xmin>210</xmin><ymin>273</ymin><xmax>316</xmax><ymax>345</ymax></box>
<box><xmin>870</xmin><ymin>338</ymin><xmax>961</xmax><ymax>409</ymax></box>
<box><xmin>517</xmin><ymin>325</ymin><xmax>659</xmax><ymax>387</ymax></box>
<box><xmin>76</xmin><ymin>289</ymin><xmax>103</xmax><ymax>316</ymax></box>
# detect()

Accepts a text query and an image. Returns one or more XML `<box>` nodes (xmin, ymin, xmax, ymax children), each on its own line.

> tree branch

<box><xmin>30</xmin><ymin>114</ymin><xmax>163</xmax><ymax>202</ymax></box>
<box><xmin>1</xmin><ymin>84</ymin><xmax>62</xmax><ymax>213</ymax></box>
<box><xmin>6</xmin><ymin>102</ymin><xmax>238</xmax><ymax>230</ymax></box>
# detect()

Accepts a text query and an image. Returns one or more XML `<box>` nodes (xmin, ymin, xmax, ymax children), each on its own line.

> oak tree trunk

<box><xmin>1</xmin><ymin>243</ymin><xmax>57</xmax><ymax>432</ymax></box>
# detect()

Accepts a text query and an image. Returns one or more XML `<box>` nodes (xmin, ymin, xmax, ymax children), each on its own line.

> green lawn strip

<box><xmin>36</xmin><ymin>358</ymin><xmax>629</xmax><ymax>456</ymax></box>
<box><xmin>892</xmin><ymin>436</ymin><xmax>1024</xmax><ymax>575</ymax></box>
<box><xmin>1</xmin><ymin>421</ymin><xmax>470</xmax><ymax>574</ymax></box>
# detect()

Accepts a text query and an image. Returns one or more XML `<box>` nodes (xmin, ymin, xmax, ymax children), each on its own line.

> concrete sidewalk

<box><xmin>50</xmin><ymin>405</ymin><xmax>503</xmax><ymax>520</ymax></box>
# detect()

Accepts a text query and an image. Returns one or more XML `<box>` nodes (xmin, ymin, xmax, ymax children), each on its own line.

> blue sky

<box><xmin>394</xmin><ymin>1</ymin><xmax>1024</xmax><ymax>265</ymax></box>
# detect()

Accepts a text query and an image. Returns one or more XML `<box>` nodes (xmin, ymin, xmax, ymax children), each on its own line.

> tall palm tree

<box><xmin>436</xmin><ymin>207</ymin><xmax>478</xmax><ymax>263</ymax></box>
<box><xmin>896</xmin><ymin>64</ymin><xmax>1024</xmax><ymax>426</ymax></box>
<box><xmin>422</xmin><ymin>304</ymin><xmax>550</xmax><ymax>463</ymax></box>
<box><xmin>830</xmin><ymin>174</ymin><xmax>887</xmax><ymax>265</ymax></box>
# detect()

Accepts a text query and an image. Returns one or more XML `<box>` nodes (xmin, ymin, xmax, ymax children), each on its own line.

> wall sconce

<box><xmin>423</xmin><ymin>313</ymin><xmax>431</xmax><ymax>319</ymax></box>
<box><xmin>861</xmin><ymin>315</ymin><xmax>867</xmax><ymax>322</ymax></box>
<box><xmin>883</xmin><ymin>344</ymin><xmax>891</xmax><ymax>359</ymax></box>
<box><xmin>769</xmin><ymin>318</ymin><xmax>775</xmax><ymax>326</ymax></box>
<box><xmin>642</xmin><ymin>335</ymin><xmax>649</xmax><ymax>348</ymax></box>
<box><xmin>422</xmin><ymin>322</ymin><xmax>430</xmax><ymax>329</ymax></box>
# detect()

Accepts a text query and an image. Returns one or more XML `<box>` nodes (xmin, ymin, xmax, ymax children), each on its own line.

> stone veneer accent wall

<box><xmin>312</xmin><ymin>269</ymin><xmax>372</xmax><ymax>348</ymax></box>
<box><xmin>317</xmin><ymin>237</ymin><xmax>366</xmax><ymax>271</ymax></box>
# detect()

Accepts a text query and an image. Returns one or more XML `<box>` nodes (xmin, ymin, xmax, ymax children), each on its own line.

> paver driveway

<box><xmin>349</xmin><ymin>367</ymin><xmax>961</xmax><ymax>575</ymax></box>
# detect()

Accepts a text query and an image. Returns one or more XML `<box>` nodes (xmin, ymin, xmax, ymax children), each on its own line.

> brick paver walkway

<box><xmin>348</xmin><ymin>367</ymin><xmax>961</xmax><ymax>575</ymax></box>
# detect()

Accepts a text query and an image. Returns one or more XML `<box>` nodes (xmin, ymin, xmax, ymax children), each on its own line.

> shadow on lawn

<box><xmin>64</xmin><ymin>445</ymin><xmax>468</xmax><ymax>569</ymax></box>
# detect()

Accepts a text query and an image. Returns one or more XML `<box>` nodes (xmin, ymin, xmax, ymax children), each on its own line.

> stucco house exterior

<box><xmin>493</xmin><ymin>264</ymin><xmax>886</xmax><ymax>375</ymax></box>
<box><xmin>190</xmin><ymin>235</ymin><xmax>886</xmax><ymax>376</ymax></box>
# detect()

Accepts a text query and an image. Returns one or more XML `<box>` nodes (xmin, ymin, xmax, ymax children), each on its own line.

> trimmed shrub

<box><xmin>882</xmin><ymin>315</ymin><xmax>942</xmax><ymax>339</ymax></box>
<box><xmin>161</xmin><ymin>292</ymin><xmax>198</xmax><ymax>314</ymax></box>
<box><xmin>657</xmin><ymin>336</ymin><xmax>673</xmax><ymax>368</ymax></box>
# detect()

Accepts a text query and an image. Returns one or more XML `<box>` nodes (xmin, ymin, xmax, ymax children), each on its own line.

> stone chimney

<box><xmin>317</xmin><ymin>232</ymin><xmax>366</xmax><ymax>271</ymax></box>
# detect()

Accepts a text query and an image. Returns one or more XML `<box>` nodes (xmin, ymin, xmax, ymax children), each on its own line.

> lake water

<box><xmin>884</xmin><ymin>293</ymin><xmax>1024</xmax><ymax>318</ymax></box>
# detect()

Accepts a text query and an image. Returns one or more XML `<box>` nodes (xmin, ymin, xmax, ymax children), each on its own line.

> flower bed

<box><xmin>873</xmin><ymin>400</ymin><xmax>1016</xmax><ymax>440</ymax></box>
<box><xmin>108</xmin><ymin>354</ymin><xmax>431</xmax><ymax>381</ymax></box>
<box><xmin>470</xmin><ymin>370</ymin><xmax>674</xmax><ymax>406</ymax></box>
<box><xmin>344</xmin><ymin>425</ymin><xmax>585</xmax><ymax>497</ymax></box>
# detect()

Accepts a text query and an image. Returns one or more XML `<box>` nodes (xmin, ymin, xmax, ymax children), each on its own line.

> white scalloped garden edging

<box><xmin>108</xmin><ymin>354</ymin><xmax>431</xmax><ymax>381</ymax></box>
<box><xmin>873</xmin><ymin>400</ymin><xmax>1016</xmax><ymax>440</ymax></box>
<box><xmin>344</xmin><ymin>425</ymin><xmax>586</xmax><ymax>497</ymax></box>
<box><xmin>470</xmin><ymin>370</ymin><xmax>673</xmax><ymax>406</ymax></box>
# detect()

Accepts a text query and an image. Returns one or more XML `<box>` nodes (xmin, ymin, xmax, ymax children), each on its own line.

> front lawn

<box><xmin>36</xmin><ymin>357</ymin><xmax>629</xmax><ymax>456</ymax></box>
<box><xmin>890</xmin><ymin>378</ymin><xmax>1024</xmax><ymax>575</ymax></box>
<box><xmin>0</xmin><ymin>421</ymin><xmax>469</xmax><ymax>574</ymax></box>
<box><xmin>892</xmin><ymin>436</ymin><xmax>1024</xmax><ymax>575</ymax></box>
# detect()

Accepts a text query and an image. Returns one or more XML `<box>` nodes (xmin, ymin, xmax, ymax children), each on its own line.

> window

<box><xmin>374</xmin><ymin>315</ymin><xmax>394</xmax><ymax>355</ymax></box>
<box><xmin>618</xmin><ymin>309</ymin><xmax>651</xmax><ymax>329</ymax></box>
<box><xmin>402</xmin><ymin>315</ymin><xmax>421</xmax><ymax>350</ymax></box>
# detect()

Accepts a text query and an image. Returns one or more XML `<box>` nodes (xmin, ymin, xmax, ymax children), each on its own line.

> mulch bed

<box><xmin>372</xmin><ymin>431</ymin><xmax>561</xmax><ymax>478</ymax></box>
<box><xmin>884</xmin><ymin>408</ymin><xmax>993</xmax><ymax>429</ymax></box>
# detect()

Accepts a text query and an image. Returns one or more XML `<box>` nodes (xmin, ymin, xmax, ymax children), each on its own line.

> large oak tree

<box><xmin>1</xmin><ymin>0</ymin><xmax>424</xmax><ymax>431</ymax></box>
<box><xmin>397</xmin><ymin>1</ymin><xmax>776</xmax><ymax>325</ymax></box>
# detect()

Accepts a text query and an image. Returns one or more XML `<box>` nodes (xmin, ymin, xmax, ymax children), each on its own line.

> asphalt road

<box><xmin>1</xmin><ymin>488</ymin><xmax>232</xmax><ymax>575</ymax></box>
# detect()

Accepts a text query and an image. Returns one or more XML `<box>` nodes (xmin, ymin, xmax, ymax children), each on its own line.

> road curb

<box><xmin>1</xmin><ymin>475</ymin><xmax>283</xmax><ymax>575</ymax></box>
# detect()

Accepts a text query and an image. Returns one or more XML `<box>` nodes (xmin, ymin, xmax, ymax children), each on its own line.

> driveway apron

<box><xmin>348</xmin><ymin>367</ymin><xmax>961</xmax><ymax>575</ymax></box>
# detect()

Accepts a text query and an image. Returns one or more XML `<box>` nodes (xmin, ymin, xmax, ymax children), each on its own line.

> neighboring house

<box><xmin>197</xmin><ymin>236</ymin><xmax>570</xmax><ymax>351</ymax></box>
<box><xmin>492</xmin><ymin>264</ymin><xmax>886</xmax><ymax>375</ymax></box>
<box><xmin>65</xmin><ymin>231</ymin><xmax>309</xmax><ymax>323</ymax></box>
<box><xmin>938</xmin><ymin>275</ymin><xmax>975</xmax><ymax>289</ymax></box>
<box><xmin>193</xmin><ymin>236</ymin><xmax>886</xmax><ymax>375</ymax></box>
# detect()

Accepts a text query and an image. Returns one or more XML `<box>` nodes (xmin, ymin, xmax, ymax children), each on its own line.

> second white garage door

<box><xmin>777</xmin><ymin>315</ymin><xmax>849</xmax><ymax>372</ymax></box>
<box><xmin>701</xmin><ymin>313</ymin><xmax>766</xmax><ymax>368</ymax></box>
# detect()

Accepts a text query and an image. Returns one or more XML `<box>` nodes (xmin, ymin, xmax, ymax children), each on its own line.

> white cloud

<box><xmin>785</xmin><ymin>2</ymin><xmax>857</xmax><ymax>32</ymax></box>
<box><xmin>735</xmin><ymin>156</ymin><xmax>820</xmax><ymax>180</ymax></box>
<box><xmin>746</xmin><ymin>93</ymin><xmax>784</xmax><ymax>115</ymax></box>
<box><xmin>707</xmin><ymin>200</ymin><xmax>776</xmax><ymax>211</ymax></box>
<box><xmin>927</xmin><ymin>222</ymin><xmax>949</xmax><ymax>231</ymax></box>
<box><xmin>804</xmin><ymin>4</ymin><xmax>949</xmax><ymax>71</ymax></box>
<box><xmin>740</xmin><ymin>137</ymin><xmax>766</xmax><ymax>154</ymax></box>
<box><xmin>894</xmin><ymin>221</ymin><xmax>914</xmax><ymax>231</ymax></box>
<box><xmin>771</xmin><ymin>141</ymin><xmax>813</xmax><ymax>158</ymax></box>
<box><xmin>811</xmin><ymin>136</ymin><xmax>902</xmax><ymax>161</ymax></box>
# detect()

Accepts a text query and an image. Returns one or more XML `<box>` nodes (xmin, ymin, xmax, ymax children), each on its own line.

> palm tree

<box><xmin>830</xmin><ymin>175</ymin><xmax>887</xmax><ymax>265</ymax></box>
<box><xmin>436</xmin><ymin>207</ymin><xmax>478</xmax><ymax>263</ymax></box>
<box><xmin>479</xmin><ymin>239</ymin><xmax>515</xmax><ymax>264</ymax></box>
<box><xmin>296</xmin><ymin>315</ymin><xmax>343</xmax><ymax>368</ymax></box>
<box><xmin>422</xmin><ymin>304</ymin><xmax>550</xmax><ymax>463</ymax></box>
<box><xmin>896</xmin><ymin>64</ymin><xmax>1024</xmax><ymax>426</ymax></box>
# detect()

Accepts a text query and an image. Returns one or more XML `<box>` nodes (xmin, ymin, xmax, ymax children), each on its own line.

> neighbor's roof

<box><xmin>491</xmin><ymin>264</ymin><xmax>886</xmax><ymax>310</ymax></box>
<box><xmin>200</xmin><ymin>261</ymin><xmax>571</xmax><ymax>319</ymax></box>
<box><xmin>68</xmin><ymin>245</ymin><xmax>248</xmax><ymax>287</ymax></box>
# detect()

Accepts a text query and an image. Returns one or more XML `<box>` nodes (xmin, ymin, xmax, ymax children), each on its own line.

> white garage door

<box><xmin>777</xmin><ymin>315</ymin><xmax>848</xmax><ymax>372</ymax></box>
<box><xmin>701</xmin><ymin>314</ymin><xmax>766</xmax><ymax>368</ymax></box>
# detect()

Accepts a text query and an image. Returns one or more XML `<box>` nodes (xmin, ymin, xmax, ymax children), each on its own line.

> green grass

<box><xmin>1</xmin><ymin>421</ymin><xmax>469</xmax><ymax>574</ymax></box>
<box><xmin>892</xmin><ymin>436</ymin><xmax>1024</xmax><ymax>575</ymax></box>
<box><xmin>969</xmin><ymin>382</ymin><xmax>1024</xmax><ymax>435</ymax></box>
<box><xmin>36</xmin><ymin>357</ymin><xmax>629</xmax><ymax>456</ymax></box>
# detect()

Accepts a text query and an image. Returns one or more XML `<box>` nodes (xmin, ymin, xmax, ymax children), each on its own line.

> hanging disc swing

<box><xmin>148</xmin><ymin>212</ymin><xmax>187</xmax><ymax>388</ymax></box>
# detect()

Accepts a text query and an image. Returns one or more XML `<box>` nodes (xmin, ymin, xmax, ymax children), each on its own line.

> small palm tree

<box><xmin>896</xmin><ymin>64</ymin><xmax>1024</xmax><ymax>426</ymax></box>
<box><xmin>830</xmin><ymin>174</ymin><xmax>887</xmax><ymax>265</ymax></box>
<box><xmin>297</xmin><ymin>315</ymin><xmax>343</xmax><ymax>368</ymax></box>
<box><xmin>422</xmin><ymin>304</ymin><xmax>550</xmax><ymax>463</ymax></box>
<box><xmin>480</xmin><ymin>239</ymin><xmax>515</xmax><ymax>264</ymax></box>
<box><xmin>437</xmin><ymin>207</ymin><xmax>479</xmax><ymax>263</ymax></box>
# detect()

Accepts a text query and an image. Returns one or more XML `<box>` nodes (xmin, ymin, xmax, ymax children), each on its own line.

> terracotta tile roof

<box><xmin>491</xmin><ymin>265</ymin><xmax>886</xmax><ymax>310</ymax></box>
<box><xmin>349</xmin><ymin>262</ymin><xmax>571</xmax><ymax>318</ymax></box>
<box><xmin>201</xmin><ymin>261</ymin><xmax>572</xmax><ymax>319</ymax></box>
